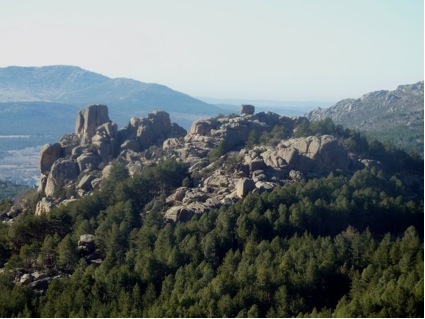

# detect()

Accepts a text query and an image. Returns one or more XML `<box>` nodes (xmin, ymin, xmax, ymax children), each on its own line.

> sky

<box><xmin>0</xmin><ymin>0</ymin><xmax>423</xmax><ymax>102</ymax></box>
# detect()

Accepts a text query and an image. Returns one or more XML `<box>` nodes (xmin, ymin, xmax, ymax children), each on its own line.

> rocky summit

<box><xmin>29</xmin><ymin>104</ymin><xmax>389</xmax><ymax>220</ymax></box>
<box><xmin>306</xmin><ymin>81</ymin><xmax>424</xmax><ymax>153</ymax></box>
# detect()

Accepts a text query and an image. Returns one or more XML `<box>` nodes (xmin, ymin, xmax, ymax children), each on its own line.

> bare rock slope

<box><xmin>306</xmin><ymin>81</ymin><xmax>424</xmax><ymax>153</ymax></box>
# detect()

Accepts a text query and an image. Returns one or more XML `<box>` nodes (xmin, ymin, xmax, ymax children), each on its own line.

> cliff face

<box><xmin>306</xmin><ymin>82</ymin><xmax>424</xmax><ymax>153</ymax></box>
<box><xmin>30</xmin><ymin>104</ymin><xmax>389</xmax><ymax>220</ymax></box>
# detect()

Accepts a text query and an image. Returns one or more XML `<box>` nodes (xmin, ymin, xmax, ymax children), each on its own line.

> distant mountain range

<box><xmin>306</xmin><ymin>81</ymin><xmax>424</xmax><ymax>154</ymax></box>
<box><xmin>0</xmin><ymin>65</ymin><xmax>223</xmax><ymax>130</ymax></box>
<box><xmin>197</xmin><ymin>97</ymin><xmax>331</xmax><ymax>116</ymax></box>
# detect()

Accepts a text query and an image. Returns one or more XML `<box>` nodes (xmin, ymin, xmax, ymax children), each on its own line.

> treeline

<box><xmin>0</xmin><ymin>160</ymin><xmax>423</xmax><ymax>317</ymax></box>
<box><xmin>0</xmin><ymin>118</ymin><xmax>423</xmax><ymax>317</ymax></box>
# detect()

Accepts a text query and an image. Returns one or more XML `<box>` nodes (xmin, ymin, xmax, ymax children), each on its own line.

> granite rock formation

<box><xmin>31</xmin><ymin>104</ymin><xmax>380</xmax><ymax>223</ymax></box>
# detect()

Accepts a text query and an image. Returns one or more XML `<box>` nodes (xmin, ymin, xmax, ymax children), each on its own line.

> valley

<box><xmin>0</xmin><ymin>146</ymin><xmax>39</xmax><ymax>186</ymax></box>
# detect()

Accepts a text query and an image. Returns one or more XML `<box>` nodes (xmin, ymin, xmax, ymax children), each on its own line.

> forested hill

<box><xmin>306</xmin><ymin>81</ymin><xmax>424</xmax><ymax>154</ymax></box>
<box><xmin>0</xmin><ymin>104</ymin><xmax>423</xmax><ymax>317</ymax></box>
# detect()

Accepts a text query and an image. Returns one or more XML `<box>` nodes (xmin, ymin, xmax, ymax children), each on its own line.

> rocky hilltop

<box><xmin>26</xmin><ymin>103</ymin><xmax>391</xmax><ymax>221</ymax></box>
<box><xmin>306</xmin><ymin>81</ymin><xmax>424</xmax><ymax>153</ymax></box>
<box><xmin>1</xmin><ymin>103</ymin><xmax>423</xmax><ymax>308</ymax></box>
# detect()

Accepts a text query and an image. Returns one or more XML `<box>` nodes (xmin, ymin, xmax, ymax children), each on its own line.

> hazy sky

<box><xmin>1</xmin><ymin>0</ymin><xmax>423</xmax><ymax>101</ymax></box>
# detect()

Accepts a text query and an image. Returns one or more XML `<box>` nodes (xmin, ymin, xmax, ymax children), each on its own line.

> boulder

<box><xmin>39</xmin><ymin>143</ymin><xmax>63</xmax><ymax>175</ymax></box>
<box><xmin>45</xmin><ymin>159</ymin><xmax>79</xmax><ymax>197</ymax></box>
<box><xmin>236</xmin><ymin>178</ymin><xmax>256</xmax><ymax>197</ymax></box>
<box><xmin>75</xmin><ymin>104</ymin><xmax>110</xmax><ymax>144</ymax></box>
<box><xmin>59</xmin><ymin>134</ymin><xmax>81</xmax><ymax>156</ymax></box>
<box><xmin>255</xmin><ymin>181</ymin><xmax>275</xmax><ymax>192</ymax></box>
<box><xmin>76</xmin><ymin>152</ymin><xmax>101</xmax><ymax>172</ymax></box>
<box><xmin>252</xmin><ymin>170</ymin><xmax>267</xmax><ymax>182</ymax></box>
<box><xmin>289</xmin><ymin>170</ymin><xmax>305</xmax><ymax>181</ymax></box>
<box><xmin>167</xmin><ymin>187</ymin><xmax>189</xmax><ymax>202</ymax></box>
<box><xmin>35</xmin><ymin>197</ymin><xmax>55</xmax><ymax>216</ymax></box>
<box><xmin>240</xmin><ymin>104</ymin><xmax>255</xmax><ymax>115</ymax></box>
<box><xmin>277</xmin><ymin>148</ymin><xmax>298</xmax><ymax>166</ymax></box>
<box><xmin>130</xmin><ymin>111</ymin><xmax>186</xmax><ymax>149</ymax></box>
<box><xmin>190</xmin><ymin>119</ymin><xmax>217</xmax><ymax>135</ymax></box>
<box><xmin>19</xmin><ymin>273</ymin><xmax>34</xmax><ymax>285</ymax></box>
<box><xmin>165</xmin><ymin>206</ymin><xmax>194</xmax><ymax>222</ymax></box>
<box><xmin>255</xmin><ymin>111</ymin><xmax>282</xmax><ymax>126</ymax></box>
<box><xmin>77</xmin><ymin>174</ymin><xmax>96</xmax><ymax>191</ymax></box>
<box><xmin>38</xmin><ymin>174</ymin><xmax>48</xmax><ymax>193</ymax></box>
<box><xmin>163</xmin><ymin>138</ymin><xmax>181</xmax><ymax>150</ymax></box>
<box><xmin>249</xmin><ymin>158</ymin><xmax>266</xmax><ymax>172</ymax></box>
<box><xmin>275</xmin><ymin>135</ymin><xmax>349</xmax><ymax>174</ymax></box>
<box><xmin>78</xmin><ymin>234</ymin><xmax>96</xmax><ymax>254</ymax></box>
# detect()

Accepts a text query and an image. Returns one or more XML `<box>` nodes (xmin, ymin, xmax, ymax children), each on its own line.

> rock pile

<box><xmin>36</xmin><ymin>104</ymin><xmax>186</xmax><ymax>214</ymax></box>
<box><xmin>31</xmin><ymin>103</ymin><xmax>376</xmax><ymax>223</ymax></box>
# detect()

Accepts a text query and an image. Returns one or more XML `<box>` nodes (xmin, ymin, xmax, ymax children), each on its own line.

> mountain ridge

<box><xmin>306</xmin><ymin>81</ymin><xmax>424</xmax><ymax>153</ymax></box>
<box><xmin>0</xmin><ymin>65</ymin><xmax>223</xmax><ymax>127</ymax></box>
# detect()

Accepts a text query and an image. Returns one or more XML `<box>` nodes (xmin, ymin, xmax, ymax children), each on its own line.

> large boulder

<box><xmin>39</xmin><ymin>143</ymin><xmax>62</xmax><ymax>175</ymax></box>
<box><xmin>76</xmin><ymin>152</ymin><xmax>101</xmax><ymax>172</ymax></box>
<box><xmin>165</xmin><ymin>206</ymin><xmax>195</xmax><ymax>222</ymax></box>
<box><xmin>45</xmin><ymin>159</ymin><xmax>79</xmax><ymax>197</ymax></box>
<box><xmin>77</xmin><ymin>174</ymin><xmax>96</xmax><ymax>191</ymax></box>
<box><xmin>75</xmin><ymin>104</ymin><xmax>110</xmax><ymax>144</ymax></box>
<box><xmin>123</xmin><ymin>111</ymin><xmax>186</xmax><ymax>150</ymax></box>
<box><xmin>190</xmin><ymin>119</ymin><xmax>217</xmax><ymax>135</ymax></box>
<box><xmin>241</xmin><ymin>104</ymin><xmax>255</xmax><ymax>115</ymax></box>
<box><xmin>279</xmin><ymin>135</ymin><xmax>349</xmax><ymax>174</ymax></box>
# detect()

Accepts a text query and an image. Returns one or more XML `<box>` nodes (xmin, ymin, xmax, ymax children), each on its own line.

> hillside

<box><xmin>306</xmin><ymin>82</ymin><xmax>424</xmax><ymax>153</ymax></box>
<box><xmin>0</xmin><ymin>104</ymin><xmax>422</xmax><ymax>317</ymax></box>
<box><xmin>0</xmin><ymin>65</ymin><xmax>223</xmax><ymax>131</ymax></box>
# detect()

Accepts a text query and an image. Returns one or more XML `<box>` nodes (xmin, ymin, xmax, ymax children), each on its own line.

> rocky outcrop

<box><xmin>119</xmin><ymin>111</ymin><xmax>186</xmax><ymax>151</ymax></box>
<box><xmin>165</xmin><ymin>206</ymin><xmax>195</xmax><ymax>223</ymax></box>
<box><xmin>36</xmin><ymin>105</ymin><xmax>186</xmax><ymax>209</ymax></box>
<box><xmin>76</xmin><ymin>104</ymin><xmax>110</xmax><ymax>145</ymax></box>
<box><xmin>45</xmin><ymin>159</ymin><xmax>79</xmax><ymax>197</ymax></box>
<box><xmin>39</xmin><ymin>143</ymin><xmax>62</xmax><ymax>175</ymax></box>
<box><xmin>306</xmin><ymin>81</ymin><xmax>424</xmax><ymax>154</ymax></box>
<box><xmin>33</xmin><ymin>103</ymin><xmax>379</xmax><ymax>225</ymax></box>
<box><xmin>258</xmin><ymin>135</ymin><xmax>349</xmax><ymax>176</ymax></box>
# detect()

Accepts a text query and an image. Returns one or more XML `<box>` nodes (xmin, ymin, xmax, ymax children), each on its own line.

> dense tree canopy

<box><xmin>0</xmin><ymin>124</ymin><xmax>423</xmax><ymax>317</ymax></box>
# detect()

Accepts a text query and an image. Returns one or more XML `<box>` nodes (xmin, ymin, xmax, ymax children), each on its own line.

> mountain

<box><xmin>305</xmin><ymin>81</ymin><xmax>424</xmax><ymax>153</ymax></box>
<box><xmin>0</xmin><ymin>65</ymin><xmax>223</xmax><ymax>129</ymax></box>
<box><xmin>0</xmin><ymin>104</ymin><xmax>422</xmax><ymax>317</ymax></box>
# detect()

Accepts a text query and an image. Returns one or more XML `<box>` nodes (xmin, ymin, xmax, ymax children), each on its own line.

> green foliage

<box><xmin>208</xmin><ymin>140</ymin><xmax>234</xmax><ymax>159</ymax></box>
<box><xmin>0</xmin><ymin>133</ymin><xmax>423</xmax><ymax>317</ymax></box>
<box><xmin>0</xmin><ymin>180</ymin><xmax>31</xmax><ymax>201</ymax></box>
